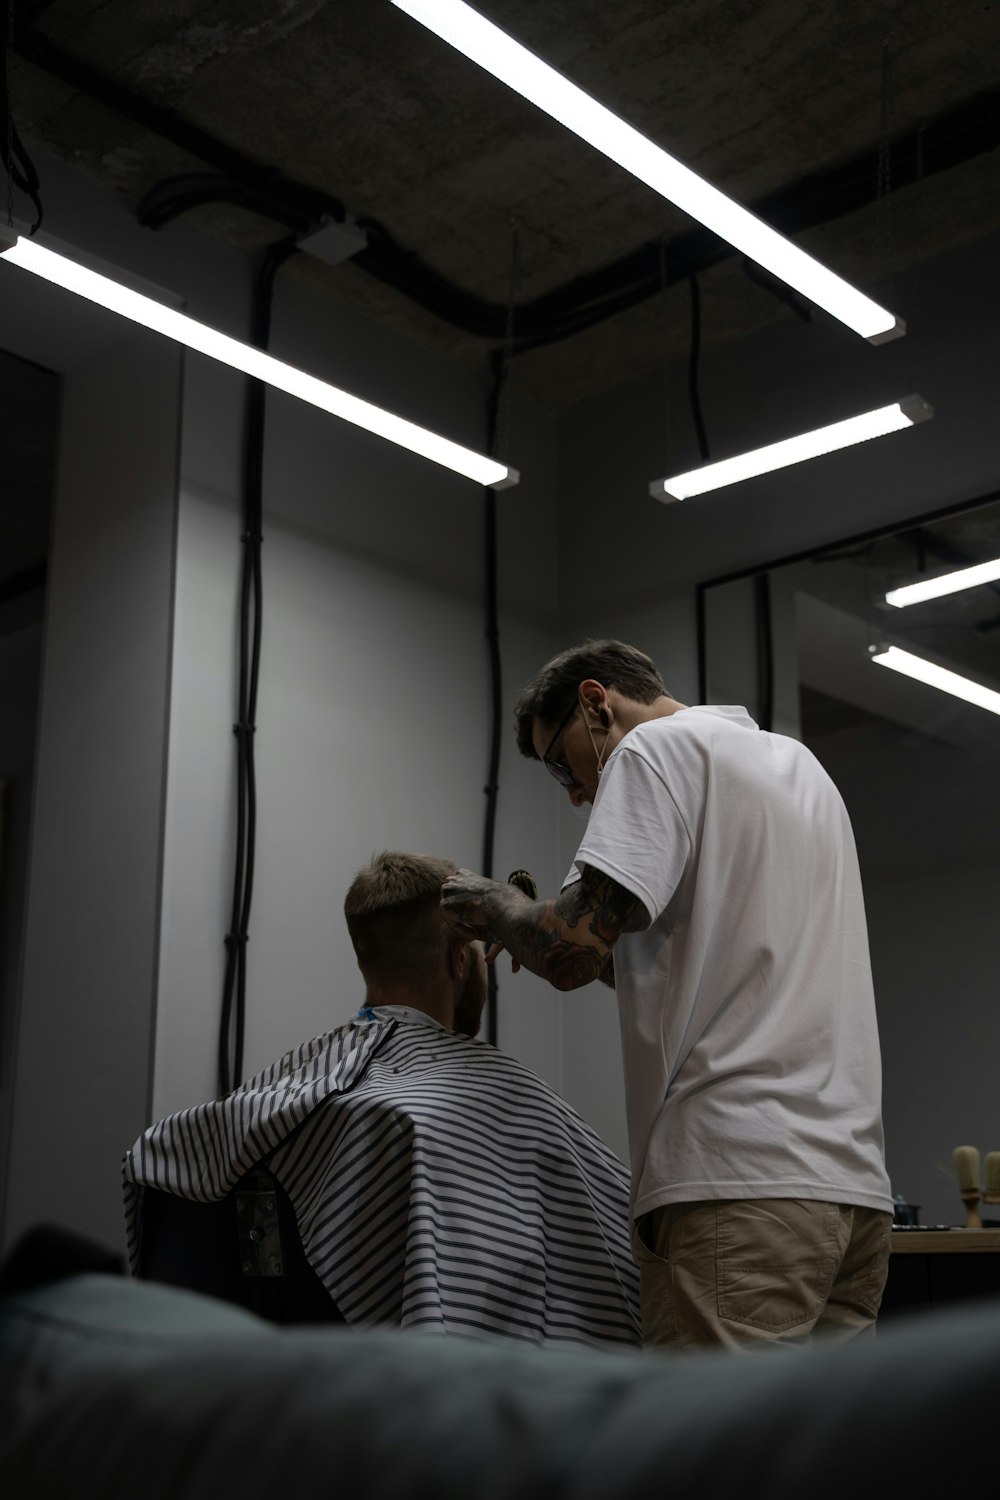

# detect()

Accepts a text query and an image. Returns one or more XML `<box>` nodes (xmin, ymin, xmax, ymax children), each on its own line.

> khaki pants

<box><xmin>634</xmin><ymin>1199</ymin><xmax>892</xmax><ymax>1350</ymax></box>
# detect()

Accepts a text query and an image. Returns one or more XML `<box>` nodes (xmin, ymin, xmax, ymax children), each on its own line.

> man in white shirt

<box><xmin>441</xmin><ymin>640</ymin><xmax>893</xmax><ymax>1350</ymax></box>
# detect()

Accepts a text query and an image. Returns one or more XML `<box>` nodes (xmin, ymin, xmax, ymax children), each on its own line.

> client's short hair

<box><xmin>344</xmin><ymin>851</ymin><xmax>459</xmax><ymax>981</ymax></box>
<box><xmin>513</xmin><ymin>639</ymin><xmax>669</xmax><ymax>758</ymax></box>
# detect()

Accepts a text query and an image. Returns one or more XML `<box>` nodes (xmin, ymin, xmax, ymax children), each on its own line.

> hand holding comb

<box><xmin>494</xmin><ymin>869</ymin><xmax>537</xmax><ymax>972</ymax></box>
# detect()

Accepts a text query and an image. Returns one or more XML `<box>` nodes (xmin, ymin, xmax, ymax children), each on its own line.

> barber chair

<box><xmin>138</xmin><ymin>1166</ymin><xmax>343</xmax><ymax>1326</ymax></box>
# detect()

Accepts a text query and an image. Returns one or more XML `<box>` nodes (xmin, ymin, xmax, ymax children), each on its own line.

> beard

<box><xmin>452</xmin><ymin>952</ymin><xmax>487</xmax><ymax>1038</ymax></box>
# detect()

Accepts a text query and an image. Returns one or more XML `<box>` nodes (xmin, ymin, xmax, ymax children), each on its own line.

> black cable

<box><xmin>137</xmin><ymin>171</ymin><xmax>331</xmax><ymax>236</ymax></box>
<box><xmin>2</xmin><ymin>0</ymin><xmax>43</xmax><ymax>231</ymax></box>
<box><xmin>483</xmin><ymin>500</ymin><xmax>501</xmax><ymax>1050</ymax></box>
<box><xmin>477</xmin><ymin>220</ymin><xmax>519</xmax><ymax>1051</ymax></box>
<box><xmin>481</xmin><ymin>352</ymin><xmax>505</xmax><ymax>1050</ymax></box>
<box><xmin>754</xmin><ymin>573</ymin><xmax>774</xmax><ymax>733</ymax></box>
<box><xmin>739</xmin><ymin>256</ymin><xmax>812</xmax><ymax>322</ymax></box>
<box><xmin>687</xmin><ymin>272</ymin><xmax>710</xmax><ymax>463</ymax></box>
<box><xmin>2</xmin><ymin>120</ymin><xmax>43</xmax><ymax>229</ymax></box>
<box><xmin>218</xmin><ymin>234</ymin><xmax>299</xmax><ymax>1096</ymax></box>
<box><xmin>695</xmin><ymin>583</ymin><xmax>708</xmax><ymax>705</ymax></box>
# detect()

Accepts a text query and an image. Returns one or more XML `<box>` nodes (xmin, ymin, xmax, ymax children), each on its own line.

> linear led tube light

<box><xmin>648</xmin><ymin>396</ymin><xmax>932</xmax><ymax>503</ymax></box>
<box><xmin>0</xmin><ymin>231</ymin><xmax>518</xmax><ymax>491</ymax></box>
<box><xmin>885</xmin><ymin>556</ymin><xmax>1000</xmax><ymax>608</ymax></box>
<box><xmin>870</xmin><ymin>644</ymin><xmax>1000</xmax><ymax>717</ymax></box>
<box><xmin>392</xmin><ymin>0</ymin><xmax>903</xmax><ymax>344</ymax></box>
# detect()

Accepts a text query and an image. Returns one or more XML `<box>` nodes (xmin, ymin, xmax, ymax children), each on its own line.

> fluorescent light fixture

<box><xmin>885</xmin><ymin>556</ymin><xmax>1000</xmax><ymax>608</ymax></box>
<box><xmin>648</xmin><ymin>396</ymin><xmax>932</xmax><ymax>503</ymax></box>
<box><xmin>870</xmin><ymin>644</ymin><xmax>1000</xmax><ymax>717</ymax></box>
<box><xmin>0</xmin><ymin>232</ymin><xmax>518</xmax><ymax>490</ymax></box>
<box><xmin>392</xmin><ymin>0</ymin><xmax>903</xmax><ymax>344</ymax></box>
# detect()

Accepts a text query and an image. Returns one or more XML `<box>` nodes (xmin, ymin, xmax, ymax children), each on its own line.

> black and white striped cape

<box><xmin>123</xmin><ymin>1008</ymin><xmax>641</xmax><ymax>1348</ymax></box>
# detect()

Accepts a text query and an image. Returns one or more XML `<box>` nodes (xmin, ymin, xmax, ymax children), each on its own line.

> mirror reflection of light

<box><xmin>870</xmin><ymin>645</ymin><xmax>1000</xmax><ymax>717</ymax></box>
<box><xmin>885</xmin><ymin>557</ymin><xmax>1000</xmax><ymax>608</ymax></box>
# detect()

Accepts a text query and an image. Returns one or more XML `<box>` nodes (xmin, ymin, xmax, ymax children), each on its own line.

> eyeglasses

<box><xmin>540</xmin><ymin>698</ymin><xmax>580</xmax><ymax>786</ymax></box>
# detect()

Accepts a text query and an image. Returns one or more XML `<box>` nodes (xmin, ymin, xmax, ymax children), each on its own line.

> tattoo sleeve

<box><xmin>486</xmin><ymin>866</ymin><xmax>638</xmax><ymax>992</ymax></box>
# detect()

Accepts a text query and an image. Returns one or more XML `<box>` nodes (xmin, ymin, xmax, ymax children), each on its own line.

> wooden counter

<box><xmin>882</xmin><ymin>1227</ymin><xmax>1000</xmax><ymax>1319</ymax></box>
<box><xmin>891</xmin><ymin>1228</ymin><xmax>1000</xmax><ymax>1255</ymax></box>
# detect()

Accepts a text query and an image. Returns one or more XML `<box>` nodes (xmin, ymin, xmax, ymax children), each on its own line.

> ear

<box><xmin>579</xmin><ymin>679</ymin><xmax>611</xmax><ymax>723</ymax></box>
<box><xmin>446</xmin><ymin>934</ymin><xmax>469</xmax><ymax>980</ymax></box>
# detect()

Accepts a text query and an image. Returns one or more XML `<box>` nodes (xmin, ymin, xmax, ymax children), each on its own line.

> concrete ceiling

<box><xmin>9</xmin><ymin>0</ymin><xmax>1000</xmax><ymax>405</ymax></box>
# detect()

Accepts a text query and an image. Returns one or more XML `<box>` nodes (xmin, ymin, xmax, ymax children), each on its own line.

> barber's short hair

<box><xmin>513</xmin><ymin>639</ymin><xmax>668</xmax><ymax>758</ymax></box>
<box><xmin>344</xmin><ymin>851</ymin><xmax>459</xmax><ymax>980</ymax></box>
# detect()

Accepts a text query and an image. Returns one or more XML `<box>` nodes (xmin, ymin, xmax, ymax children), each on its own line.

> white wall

<box><xmin>152</xmin><ymin>259</ymin><xmax>563</xmax><ymax>1119</ymax></box>
<box><xmin>153</xmin><ymin>493</ymin><xmax>563</xmax><ymax>1115</ymax></box>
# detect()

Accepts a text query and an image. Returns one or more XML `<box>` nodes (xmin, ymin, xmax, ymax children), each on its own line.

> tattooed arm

<box><xmin>441</xmin><ymin>865</ymin><xmax>639</xmax><ymax>992</ymax></box>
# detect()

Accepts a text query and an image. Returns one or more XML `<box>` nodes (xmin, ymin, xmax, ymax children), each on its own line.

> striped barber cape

<box><xmin>123</xmin><ymin>1008</ymin><xmax>641</xmax><ymax>1348</ymax></box>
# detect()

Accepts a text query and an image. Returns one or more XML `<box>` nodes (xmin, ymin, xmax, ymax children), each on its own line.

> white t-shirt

<box><xmin>570</xmin><ymin>705</ymin><xmax>892</xmax><ymax>1220</ymax></box>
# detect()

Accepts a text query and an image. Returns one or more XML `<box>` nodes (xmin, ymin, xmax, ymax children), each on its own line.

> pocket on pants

<box><xmin>633</xmin><ymin>1214</ymin><xmax>677</xmax><ymax>1344</ymax></box>
<box><xmin>633</xmin><ymin>1212</ymin><xmax>669</xmax><ymax>1265</ymax></box>
<box><xmin>718</xmin><ymin>1257</ymin><xmax>835</xmax><ymax>1332</ymax></box>
<box><xmin>848</xmin><ymin>1212</ymin><xmax>893</xmax><ymax>1316</ymax></box>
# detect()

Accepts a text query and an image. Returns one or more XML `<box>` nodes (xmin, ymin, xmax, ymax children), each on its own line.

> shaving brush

<box><xmin>983</xmin><ymin>1152</ymin><xmax>1000</xmax><ymax>1207</ymax></box>
<box><xmin>953</xmin><ymin>1144</ymin><xmax>983</xmax><ymax>1228</ymax></box>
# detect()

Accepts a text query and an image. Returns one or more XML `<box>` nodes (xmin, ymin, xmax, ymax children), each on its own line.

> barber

<box><xmin>442</xmin><ymin>639</ymin><xmax>893</xmax><ymax>1350</ymax></box>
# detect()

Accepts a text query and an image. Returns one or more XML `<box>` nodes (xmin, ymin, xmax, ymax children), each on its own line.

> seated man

<box><xmin>123</xmin><ymin>852</ymin><xmax>640</xmax><ymax>1348</ymax></box>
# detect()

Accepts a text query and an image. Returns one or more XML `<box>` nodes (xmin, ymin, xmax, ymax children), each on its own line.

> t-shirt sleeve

<box><xmin>574</xmin><ymin>744</ymin><xmax>692</xmax><ymax>929</ymax></box>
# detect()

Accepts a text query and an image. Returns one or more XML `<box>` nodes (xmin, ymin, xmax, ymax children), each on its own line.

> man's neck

<box><xmin>618</xmin><ymin>693</ymin><xmax>687</xmax><ymax>732</ymax></box>
<box><xmin>363</xmin><ymin>988</ymin><xmax>453</xmax><ymax>1030</ymax></box>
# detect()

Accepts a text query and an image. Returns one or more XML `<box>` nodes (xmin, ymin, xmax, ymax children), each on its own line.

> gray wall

<box><xmin>552</xmin><ymin>225</ymin><xmax>1000</xmax><ymax>1176</ymax></box>
<box><xmin>0</xmin><ymin>625</ymin><xmax>45</xmax><ymax>1233</ymax></box>
<box><xmin>807</xmin><ymin>714</ymin><xmax>999</xmax><ymax>1227</ymax></box>
<box><xmin>0</xmin><ymin>350</ymin><xmax>60</xmax><ymax>1246</ymax></box>
<box><xmin>3</xmin><ymin>331</ymin><xmax>182</xmax><ymax>1251</ymax></box>
<box><xmin>557</xmin><ymin>225</ymin><xmax>1000</xmax><ymax>667</ymax></box>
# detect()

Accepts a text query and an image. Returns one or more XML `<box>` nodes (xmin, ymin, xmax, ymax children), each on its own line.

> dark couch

<box><xmin>1</xmin><ymin>1255</ymin><xmax>994</xmax><ymax>1498</ymax></box>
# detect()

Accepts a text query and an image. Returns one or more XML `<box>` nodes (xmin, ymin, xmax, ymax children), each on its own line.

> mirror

<box><xmin>699</xmin><ymin>491</ymin><xmax>1000</xmax><ymax>1227</ymax></box>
